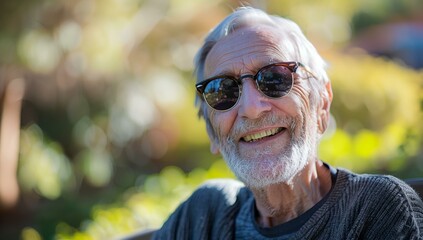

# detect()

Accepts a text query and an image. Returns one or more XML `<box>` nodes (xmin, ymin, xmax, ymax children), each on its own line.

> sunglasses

<box><xmin>196</xmin><ymin>61</ymin><xmax>308</xmax><ymax>111</ymax></box>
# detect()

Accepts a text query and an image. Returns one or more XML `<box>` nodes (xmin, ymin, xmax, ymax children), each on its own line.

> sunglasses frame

<box><xmin>196</xmin><ymin>61</ymin><xmax>307</xmax><ymax>111</ymax></box>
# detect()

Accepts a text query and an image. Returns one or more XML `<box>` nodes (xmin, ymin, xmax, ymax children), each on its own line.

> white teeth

<box><xmin>242</xmin><ymin>128</ymin><xmax>283</xmax><ymax>142</ymax></box>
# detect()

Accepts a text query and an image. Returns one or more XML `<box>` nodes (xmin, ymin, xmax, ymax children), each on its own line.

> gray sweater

<box><xmin>153</xmin><ymin>168</ymin><xmax>423</xmax><ymax>239</ymax></box>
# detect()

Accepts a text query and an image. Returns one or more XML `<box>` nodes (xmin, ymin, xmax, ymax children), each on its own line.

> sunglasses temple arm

<box><xmin>298</xmin><ymin>62</ymin><xmax>319</xmax><ymax>80</ymax></box>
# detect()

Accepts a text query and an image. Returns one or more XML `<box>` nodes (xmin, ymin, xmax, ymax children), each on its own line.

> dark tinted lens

<box><xmin>256</xmin><ymin>65</ymin><xmax>293</xmax><ymax>98</ymax></box>
<box><xmin>203</xmin><ymin>77</ymin><xmax>240</xmax><ymax>110</ymax></box>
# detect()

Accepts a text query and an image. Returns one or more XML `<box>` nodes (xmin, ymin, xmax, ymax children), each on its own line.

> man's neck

<box><xmin>250</xmin><ymin>160</ymin><xmax>333</xmax><ymax>228</ymax></box>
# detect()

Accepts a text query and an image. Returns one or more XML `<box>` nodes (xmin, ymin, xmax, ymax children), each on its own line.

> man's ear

<box><xmin>210</xmin><ymin>141</ymin><xmax>220</xmax><ymax>155</ymax></box>
<box><xmin>317</xmin><ymin>82</ymin><xmax>333</xmax><ymax>134</ymax></box>
<box><xmin>205</xmin><ymin>118</ymin><xmax>220</xmax><ymax>155</ymax></box>
<box><xmin>203</xmin><ymin>105</ymin><xmax>221</xmax><ymax>155</ymax></box>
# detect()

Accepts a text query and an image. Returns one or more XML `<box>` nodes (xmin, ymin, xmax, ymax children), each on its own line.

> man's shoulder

<box><xmin>337</xmin><ymin>168</ymin><xmax>421</xmax><ymax>203</ymax></box>
<box><xmin>189</xmin><ymin>178</ymin><xmax>251</xmax><ymax>207</ymax></box>
<box><xmin>153</xmin><ymin>179</ymin><xmax>251</xmax><ymax>239</ymax></box>
<box><xmin>332</xmin><ymin>169</ymin><xmax>423</xmax><ymax>238</ymax></box>
<box><xmin>339</xmin><ymin>169</ymin><xmax>411</xmax><ymax>190</ymax></box>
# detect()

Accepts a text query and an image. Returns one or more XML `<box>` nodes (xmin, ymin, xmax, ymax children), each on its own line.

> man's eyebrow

<box><xmin>207</xmin><ymin>57</ymin><xmax>278</xmax><ymax>78</ymax></box>
<box><xmin>205</xmin><ymin>70</ymin><xmax>233</xmax><ymax>79</ymax></box>
<box><xmin>206</xmin><ymin>67</ymin><xmax>241</xmax><ymax>78</ymax></box>
<box><xmin>218</xmin><ymin>69</ymin><xmax>237</xmax><ymax>76</ymax></box>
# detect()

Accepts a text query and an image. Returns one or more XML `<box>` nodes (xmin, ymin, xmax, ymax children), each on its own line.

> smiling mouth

<box><xmin>241</xmin><ymin>127</ymin><xmax>285</xmax><ymax>142</ymax></box>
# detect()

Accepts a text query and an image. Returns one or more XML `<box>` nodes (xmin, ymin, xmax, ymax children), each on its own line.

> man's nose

<box><xmin>237</xmin><ymin>79</ymin><xmax>271</xmax><ymax>119</ymax></box>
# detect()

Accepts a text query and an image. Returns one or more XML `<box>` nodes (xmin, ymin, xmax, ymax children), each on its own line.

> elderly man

<box><xmin>154</xmin><ymin>7</ymin><xmax>423</xmax><ymax>239</ymax></box>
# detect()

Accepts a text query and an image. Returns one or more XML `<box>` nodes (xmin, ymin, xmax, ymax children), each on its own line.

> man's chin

<box><xmin>235</xmin><ymin>167</ymin><xmax>291</xmax><ymax>188</ymax></box>
<box><xmin>239</xmin><ymin>175</ymin><xmax>290</xmax><ymax>189</ymax></box>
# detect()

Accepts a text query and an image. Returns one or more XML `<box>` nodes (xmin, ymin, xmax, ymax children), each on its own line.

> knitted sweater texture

<box><xmin>153</xmin><ymin>169</ymin><xmax>423</xmax><ymax>239</ymax></box>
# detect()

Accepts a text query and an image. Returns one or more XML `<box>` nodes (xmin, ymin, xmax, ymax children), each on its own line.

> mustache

<box><xmin>218</xmin><ymin>113</ymin><xmax>299</xmax><ymax>142</ymax></box>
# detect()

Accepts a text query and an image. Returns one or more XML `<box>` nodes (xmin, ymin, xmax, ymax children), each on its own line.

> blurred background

<box><xmin>0</xmin><ymin>0</ymin><xmax>422</xmax><ymax>239</ymax></box>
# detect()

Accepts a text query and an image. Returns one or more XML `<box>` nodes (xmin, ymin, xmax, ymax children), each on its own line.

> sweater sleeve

<box><xmin>152</xmin><ymin>179</ymin><xmax>251</xmax><ymax>240</ymax></box>
<box><xmin>363</xmin><ymin>176</ymin><xmax>423</xmax><ymax>239</ymax></box>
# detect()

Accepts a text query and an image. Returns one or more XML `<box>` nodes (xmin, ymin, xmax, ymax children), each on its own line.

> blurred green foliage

<box><xmin>322</xmin><ymin>53</ymin><xmax>423</xmax><ymax>173</ymax></box>
<box><xmin>20</xmin><ymin>124</ymin><xmax>74</xmax><ymax>199</ymax></box>
<box><xmin>0</xmin><ymin>0</ymin><xmax>422</xmax><ymax>239</ymax></box>
<box><xmin>55</xmin><ymin>161</ymin><xmax>234</xmax><ymax>239</ymax></box>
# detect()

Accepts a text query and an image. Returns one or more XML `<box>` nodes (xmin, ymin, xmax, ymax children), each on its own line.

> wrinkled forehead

<box><xmin>203</xmin><ymin>25</ymin><xmax>296</xmax><ymax>79</ymax></box>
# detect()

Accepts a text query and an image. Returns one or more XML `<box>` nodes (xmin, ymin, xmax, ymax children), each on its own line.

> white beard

<box><xmin>216</xmin><ymin>113</ymin><xmax>316</xmax><ymax>188</ymax></box>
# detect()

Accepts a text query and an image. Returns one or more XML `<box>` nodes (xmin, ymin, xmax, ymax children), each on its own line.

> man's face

<box><xmin>203</xmin><ymin>26</ymin><xmax>320</xmax><ymax>188</ymax></box>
